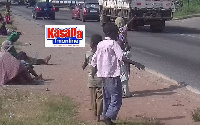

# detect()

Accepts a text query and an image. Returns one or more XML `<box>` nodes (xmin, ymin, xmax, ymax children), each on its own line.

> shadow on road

<box><xmin>157</xmin><ymin>116</ymin><xmax>186</xmax><ymax>121</ymax></box>
<box><xmin>128</xmin><ymin>25</ymin><xmax>200</xmax><ymax>35</ymax></box>
<box><xmin>131</xmin><ymin>85</ymin><xmax>184</xmax><ymax>97</ymax></box>
<box><xmin>165</xmin><ymin>26</ymin><xmax>200</xmax><ymax>34</ymax></box>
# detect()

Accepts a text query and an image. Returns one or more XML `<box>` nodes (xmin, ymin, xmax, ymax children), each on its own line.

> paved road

<box><xmin>11</xmin><ymin>5</ymin><xmax>200</xmax><ymax>90</ymax></box>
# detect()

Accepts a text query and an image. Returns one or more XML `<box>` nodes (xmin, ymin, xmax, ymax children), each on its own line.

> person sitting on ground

<box><xmin>17</xmin><ymin>51</ymin><xmax>43</xmax><ymax>80</ymax></box>
<box><xmin>17</xmin><ymin>51</ymin><xmax>51</xmax><ymax>65</ymax></box>
<box><xmin>4</xmin><ymin>9</ymin><xmax>11</xmax><ymax>24</ymax></box>
<box><xmin>1</xmin><ymin>40</ymin><xmax>43</xmax><ymax>79</ymax></box>
<box><xmin>82</xmin><ymin>34</ymin><xmax>103</xmax><ymax>122</ymax></box>
<box><xmin>0</xmin><ymin>13</ymin><xmax>3</xmax><ymax>22</ymax></box>
<box><xmin>5</xmin><ymin>31</ymin><xmax>20</xmax><ymax>58</ymax></box>
<box><xmin>0</xmin><ymin>40</ymin><xmax>34</xmax><ymax>85</ymax></box>
<box><xmin>0</xmin><ymin>22</ymin><xmax>7</xmax><ymax>35</ymax></box>
<box><xmin>2</xmin><ymin>31</ymin><xmax>51</xmax><ymax>64</ymax></box>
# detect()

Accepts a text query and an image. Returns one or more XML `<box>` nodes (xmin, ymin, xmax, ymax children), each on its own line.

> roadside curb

<box><xmin>173</xmin><ymin>13</ymin><xmax>200</xmax><ymax>20</ymax></box>
<box><xmin>145</xmin><ymin>68</ymin><xmax>200</xmax><ymax>95</ymax></box>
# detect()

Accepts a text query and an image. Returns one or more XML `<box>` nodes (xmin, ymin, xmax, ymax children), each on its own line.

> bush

<box><xmin>174</xmin><ymin>0</ymin><xmax>200</xmax><ymax>18</ymax></box>
<box><xmin>192</xmin><ymin>108</ymin><xmax>200</xmax><ymax>122</ymax></box>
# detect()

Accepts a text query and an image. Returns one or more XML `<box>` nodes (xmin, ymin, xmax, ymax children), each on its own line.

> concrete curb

<box><xmin>145</xmin><ymin>68</ymin><xmax>200</xmax><ymax>95</ymax></box>
<box><xmin>173</xmin><ymin>13</ymin><xmax>200</xmax><ymax>20</ymax></box>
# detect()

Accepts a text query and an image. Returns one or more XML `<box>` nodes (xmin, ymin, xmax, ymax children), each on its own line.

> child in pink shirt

<box><xmin>91</xmin><ymin>23</ymin><xmax>123</xmax><ymax>125</ymax></box>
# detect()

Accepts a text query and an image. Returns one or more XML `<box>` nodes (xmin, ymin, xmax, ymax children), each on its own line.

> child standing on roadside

<box><xmin>82</xmin><ymin>34</ymin><xmax>103</xmax><ymax>122</ymax></box>
<box><xmin>120</xmin><ymin>47</ymin><xmax>145</xmax><ymax>98</ymax></box>
<box><xmin>91</xmin><ymin>23</ymin><xmax>123</xmax><ymax>125</ymax></box>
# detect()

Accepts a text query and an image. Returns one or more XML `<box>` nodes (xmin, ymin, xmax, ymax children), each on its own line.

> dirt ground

<box><xmin>6</xmin><ymin>15</ymin><xmax>200</xmax><ymax>125</ymax></box>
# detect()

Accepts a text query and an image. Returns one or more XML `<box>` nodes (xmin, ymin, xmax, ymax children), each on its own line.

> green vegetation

<box><xmin>0</xmin><ymin>37</ymin><xmax>6</xmax><ymax>44</ymax></box>
<box><xmin>192</xmin><ymin>108</ymin><xmax>200</xmax><ymax>122</ymax></box>
<box><xmin>0</xmin><ymin>88</ymin><xmax>165</xmax><ymax>125</ymax></box>
<box><xmin>0</xmin><ymin>88</ymin><xmax>84</xmax><ymax>125</ymax></box>
<box><xmin>174</xmin><ymin>0</ymin><xmax>200</xmax><ymax>18</ymax></box>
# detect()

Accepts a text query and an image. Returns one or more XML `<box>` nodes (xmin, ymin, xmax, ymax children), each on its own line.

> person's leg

<box><xmin>102</xmin><ymin>79</ymin><xmax>111</xmax><ymax>120</ymax></box>
<box><xmin>19</xmin><ymin>70</ymin><xmax>33</xmax><ymax>83</ymax></box>
<box><xmin>122</xmin><ymin>80</ymin><xmax>131</xmax><ymax>98</ymax></box>
<box><xmin>90</xmin><ymin>87</ymin><xmax>97</xmax><ymax>116</ymax></box>
<box><xmin>26</xmin><ymin>65</ymin><xmax>42</xmax><ymax>80</ymax></box>
<box><xmin>104</xmin><ymin>77</ymin><xmax>122</xmax><ymax>120</ymax></box>
<box><xmin>43</xmin><ymin>55</ymin><xmax>51</xmax><ymax>64</ymax></box>
<box><xmin>96</xmin><ymin>87</ymin><xmax>103</xmax><ymax>122</ymax></box>
<box><xmin>27</xmin><ymin>55</ymin><xmax>51</xmax><ymax>65</ymax></box>
<box><xmin>27</xmin><ymin>65</ymin><xmax>38</xmax><ymax>77</ymax></box>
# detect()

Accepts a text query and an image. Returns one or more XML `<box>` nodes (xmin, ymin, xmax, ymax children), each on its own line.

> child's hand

<box><xmin>82</xmin><ymin>64</ymin><xmax>86</xmax><ymax>70</ymax></box>
<box><xmin>135</xmin><ymin>63</ymin><xmax>145</xmax><ymax>70</ymax></box>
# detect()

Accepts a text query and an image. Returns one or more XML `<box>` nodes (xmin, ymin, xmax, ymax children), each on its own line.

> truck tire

<box><xmin>150</xmin><ymin>21</ymin><xmax>165</xmax><ymax>32</ymax></box>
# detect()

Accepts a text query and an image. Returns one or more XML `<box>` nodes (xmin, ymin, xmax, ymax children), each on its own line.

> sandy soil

<box><xmin>6</xmin><ymin>15</ymin><xmax>200</xmax><ymax>125</ymax></box>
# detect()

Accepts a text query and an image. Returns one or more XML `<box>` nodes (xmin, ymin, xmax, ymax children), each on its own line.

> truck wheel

<box><xmin>51</xmin><ymin>15</ymin><xmax>55</xmax><ymax>20</ymax></box>
<box><xmin>150</xmin><ymin>21</ymin><xmax>165</xmax><ymax>32</ymax></box>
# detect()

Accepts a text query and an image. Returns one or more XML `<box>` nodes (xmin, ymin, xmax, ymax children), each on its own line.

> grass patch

<box><xmin>115</xmin><ymin>118</ymin><xmax>164</xmax><ymax>125</ymax></box>
<box><xmin>0</xmin><ymin>88</ymin><xmax>165</xmax><ymax>125</ymax></box>
<box><xmin>97</xmin><ymin>118</ymin><xmax>164</xmax><ymax>125</ymax></box>
<box><xmin>0</xmin><ymin>37</ymin><xmax>6</xmax><ymax>44</ymax></box>
<box><xmin>192</xmin><ymin>108</ymin><xmax>200</xmax><ymax>122</ymax></box>
<box><xmin>174</xmin><ymin>0</ymin><xmax>200</xmax><ymax>18</ymax></box>
<box><xmin>0</xmin><ymin>88</ymin><xmax>84</xmax><ymax>125</ymax></box>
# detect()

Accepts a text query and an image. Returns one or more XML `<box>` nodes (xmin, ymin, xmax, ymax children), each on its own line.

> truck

<box><xmin>51</xmin><ymin>0</ymin><xmax>77</xmax><ymax>7</ymax></box>
<box><xmin>99</xmin><ymin>0</ymin><xmax>176</xmax><ymax>32</ymax></box>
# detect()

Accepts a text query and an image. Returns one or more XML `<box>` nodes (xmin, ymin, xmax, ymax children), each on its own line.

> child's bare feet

<box><xmin>34</xmin><ymin>74</ymin><xmax>43</xmax><ymax>80</ymax></box>
<box><xmin>45</xmin><ymin>55</ymin><xmax>51</xmax><ymax>64</ymax></box>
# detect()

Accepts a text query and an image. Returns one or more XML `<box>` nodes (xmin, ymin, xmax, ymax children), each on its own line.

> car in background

<box><xmin>71</xmin><ymin>2</ymin><xmax>83</xmax><ymax>20</ymax></box>
<box><xmin>79</xmin><ymin>1</ymin><xmax>100</xmax><ymax>22</ymax></box>
<box><xmin>32</xmin><ymin>2</ymin><xmax>56</xmax><ymax>20</ymax></box>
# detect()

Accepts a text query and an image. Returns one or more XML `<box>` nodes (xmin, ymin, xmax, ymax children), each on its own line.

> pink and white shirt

<box><xmin>91</xmin><ymin>37</ymin><xmax>123</xmax><ymax>78</ymax></box>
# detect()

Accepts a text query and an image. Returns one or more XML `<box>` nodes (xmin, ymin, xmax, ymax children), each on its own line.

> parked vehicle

<box><xmin>79</xmin><ymin>1</ymin><xmax>100</xmax><ymax>22</ymax></box>
<box><xmin>26</xmin><ymin>0</ymin><xmax>36</xmax><ymax>8</ymax></box>
<box><xmin>99</xmin><ymin>0</ymin><xmax>175</xmax><ymax>32</ymax></box>
<box><xmin>32</xmin><ymin>2</ymin><xmax>56</xmax><ymax>20</ymax></box>
<box><xmin>71</xmin><ymin>2</ymin><xmax>83</xmax><ymax>19</ymax></box>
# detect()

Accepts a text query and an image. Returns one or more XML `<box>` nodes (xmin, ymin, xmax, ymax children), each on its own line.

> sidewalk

<box><xmin>10</xmin><ymin>15</ymin><xmax>200</xmax><ymax>125</ymax></box>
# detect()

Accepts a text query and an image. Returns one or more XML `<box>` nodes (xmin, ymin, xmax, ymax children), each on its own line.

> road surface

<box><xmin>11</xmin><ymin>5</ymin><xmax>200</xmax><ymax>91</ymax></box>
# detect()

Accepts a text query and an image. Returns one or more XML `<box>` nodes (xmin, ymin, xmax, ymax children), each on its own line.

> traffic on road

<box><xmin>10</xmin><ymin>0</ymin><xmax>200</xmax><ymax>92</ymax></box>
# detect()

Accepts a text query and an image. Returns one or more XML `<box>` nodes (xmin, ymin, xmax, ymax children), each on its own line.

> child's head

<box><xmin>90</xmin><ymin>34</ymin><xmax>102</xmax><ymax>51</ymax></box>
<box><xmin>103</xmin><ymin>22</ymin><xmax>119</xmax><ymax>41</ymax></box>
